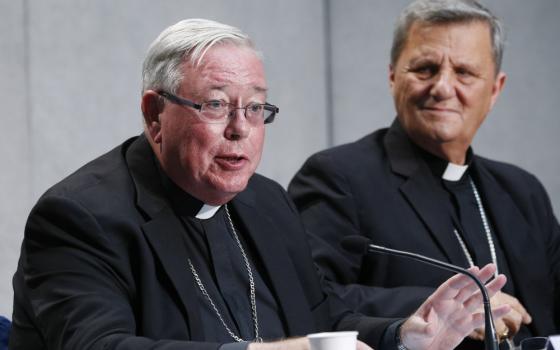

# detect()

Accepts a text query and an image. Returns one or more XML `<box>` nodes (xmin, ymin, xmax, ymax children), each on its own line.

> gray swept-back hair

<box><xmin>391</xmin><ymin>0</ymin><xmax>505</xmax><ymax>73</ymax></box>
<box><xmin>142</xmin><ymin>18</ymin><xmax>258</xmax><ymax>95</ymax></box>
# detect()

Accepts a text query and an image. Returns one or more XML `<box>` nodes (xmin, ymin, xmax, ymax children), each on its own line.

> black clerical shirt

<box><xmin>419</xmin><ymin>146</ymin><xmax>533</xmax><ymax>343</ymax></box>
<box><xmin>159</xmin><ymin>169</ymin><xmax>286</xmax><ymax>350</ymax></box>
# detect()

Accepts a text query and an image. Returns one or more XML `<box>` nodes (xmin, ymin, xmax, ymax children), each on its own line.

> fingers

<box><xmin>431</xmin><ymin>264</ymin><xmax>504</xmax><ymax>312</ymax></box>
<box><xmin>356</xmin><ymin>340</ymin><xmax>374</xmax><ymax>350</ymax></box>
<box><xmin>469</xmin><ymin>304</ymin><xmax>511</xmax><ymax>330</ymax></box>
<box><xmin>453</xmin><ymin>267</ymin><xmax>483</xmax><ymax>303</ymax></box>
<box><xmin>433</xmin><ymin>264</ymin><xmax>497</xmax><ymax>303</ymax></box>
<box><xmin>470</xmin><ymin>317</ymin><xmax>508</xmax><ymax>341</ymax></box>
<box><xmin>463</xmin><ymin>277</ymin><xmax>506</xmax><ymax>313</ymax></box>
<box><xmin>503</xmin><ymin>311</ymin><xmax>524</xmax><ymax>335</ymax></box>
<box><xmin>248</xmin><ymin>337</ymin><xmax>311</xmax><ymax>350</ymax></box>
<box><xmin>494</xmin><ymin>305</ymin><xmax>528</xmax><ymax>336</ymax></box>
<box><xmin>472</xmin><ymin>264</ymin><xmax>501</xmax><ymax>291</ymax></box>
<box><xmin>429</xmin><ymin>266</ymin><xmax>481</xmax><ymax>302</ymax></box>
<box><xmin>487</xmin><ymin>276</ymin><xmax>507</xmax><ymax>299</ymax></box>
<box><xmin>497</xmin><ymin>292</ymin><xmax>532</xmax><ymax>324</ymax></box>
<box><xmin>480</xmin><ymin>292</ymin><xmax>533</xmax><ymax>339</ymax></box>
<box><xmin>469</xmin><ymin>328</ymin><xmax>485</xmax><ymax>341</ymax></box>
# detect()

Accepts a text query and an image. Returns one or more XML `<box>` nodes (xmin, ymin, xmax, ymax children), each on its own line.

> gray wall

<box><xmin>1</xmin><ymin>0</ymin><xmax>558</xmax><ymax>318</ymax></box>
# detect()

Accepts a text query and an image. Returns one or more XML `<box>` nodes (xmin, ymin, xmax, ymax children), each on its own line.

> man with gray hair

<box><xmin>290</xmin><ymin>0</ymin><xmax>560</xmax><ymax>348</ymax></box>
<box><xmin>10</xmin><ymin>18</ymin><xmax>508</xmax><ymax>350</ymax></box>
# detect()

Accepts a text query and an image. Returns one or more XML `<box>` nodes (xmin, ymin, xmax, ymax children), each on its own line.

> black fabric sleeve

<box><xmin>289</xmin><ymin>152</ymin><xmax>433</xmax><ymax>317</ymax></box>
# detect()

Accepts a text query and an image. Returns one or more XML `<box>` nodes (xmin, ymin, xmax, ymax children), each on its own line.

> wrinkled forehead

<box><xmin>404</xmin><ymin>20</ymin><xmax>493</xmax><ymax>56</ymax></box>
<box><xmin>182</xmin><ymin>44</ymin><xmax>268</xmax><ymax>96</ymax></box>
<box><xmin>408</xmin><ymin>19</ymin><xmax>491</xmax><ymax>40</ymax></box>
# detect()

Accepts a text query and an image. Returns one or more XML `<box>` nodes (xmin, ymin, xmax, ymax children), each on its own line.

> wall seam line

<box><xmin>23</xmin><ymin>0</ymin><xmax>33</xmax><ymax>200</ymax></box>
<box><xmin>323</xmin><ymin>0</ymin><xmax>334</xmax><ymax>147</ymax></box>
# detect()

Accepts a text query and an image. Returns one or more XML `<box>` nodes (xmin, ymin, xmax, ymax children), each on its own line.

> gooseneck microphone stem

<box><xmin>367</xmin><ymin>243</ymin><xmax>499</xmax><ymax>350</ymax></box>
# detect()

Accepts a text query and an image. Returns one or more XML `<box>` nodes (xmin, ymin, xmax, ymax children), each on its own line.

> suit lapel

<box><xmin>231</xmin><ymin>190</ymin><xmax>314</xmax><ymax>336</ymax></box>
<box><xmin>142</xmin><ymin>210</ymin><xmax>206</xmax><ymax>340</ymax></box>
<box><xmin>126</xmin><ymin>135</ymin><xmax>205</xmax><ymax>340</ymax></box>
<box><xmin>385</xmin><ymin>121</ymin><xmax>470</xmax><ymax>266</ymax></box>
<box><xmin>473</xmin><ymin>162</ymin><xmax>552</xmax><ymax>334</ymax></box>
<box><xmin>400</xmin><ymin>173</ymin><xmax>470</xmax><ymax>265</ymax></box>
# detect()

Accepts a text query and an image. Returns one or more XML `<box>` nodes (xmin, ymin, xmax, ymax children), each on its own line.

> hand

<box><xmin>399</xmin><ymin>264</ymin><xmax>510</xmax><ymax>350</ymax></box>
<box><xmin>356</xmin><ymin>340</ymin><xmax>374</xmax><ymax>350</ymax></box>
<box><xmin>469</xmin><ymin>291</ymin><xmax>532</xmax><ymax>341</ymax></box>
<box><xmin>247</xmin><ymin>338</ymin><xmax>373</xmax><ymax>350</ymax></box>
<box><xmin>248</xmin><ymin>338</ymin><xmax>310</xmax><ymax>350</ymax></box>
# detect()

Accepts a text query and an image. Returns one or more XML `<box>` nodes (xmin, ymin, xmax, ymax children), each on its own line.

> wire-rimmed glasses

<box><xmin>157</xmin><ymin>91</ymin><xmax>279</xmax><ymax>125</ymax></box>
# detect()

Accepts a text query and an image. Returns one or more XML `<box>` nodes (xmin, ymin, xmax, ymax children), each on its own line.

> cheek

<box><xmin>250</xmin><ymin>129</ymin><xmax>265</xmax><ymax>172</ymax></box>
<box><xmin>235</xmin><ymin>127</ymin><xmax>265</xmax><ymax>175</ymax></box>
<box><xmin>396</xmin><ymin>80</ymin><xmax>421</xmax><ymax>105</ymax></box>
<box><xmin>179</xmin><ymin>127</ymin><xmax>221</xmax><ymax>172</ymax></box>
<box><xmin>395</xmin><ymin>86</ymin><xmax>423</xmax><ymax>127</ymax></box>
<box><xmin>460</xmin><ymin>87</ymin><xmax>490</xmax><ymax>121</ymax></box>
<box><xmin>455</xmin><ymin>85</ymin><xmax>473</xmax><ymax>107</ymax></box>
<box><xmin>253</xmin><ymin>128</ymin><xmax>265</xmax><ymax>155</ymax></box>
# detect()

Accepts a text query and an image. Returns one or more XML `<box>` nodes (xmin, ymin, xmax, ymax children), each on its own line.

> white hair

<box><xmin>141</xmin><ymin>18</ymin><xmax>259</xmax><ymax>94</ymax></box>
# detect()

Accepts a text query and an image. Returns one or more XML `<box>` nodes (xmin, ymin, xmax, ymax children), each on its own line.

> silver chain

<box><xmin>452</xmin><ymin>178</ymin><xmax>498</xmax><ymax>276</ymax></box>
<box><xmin>187</xmin><ymin>203</ymin><xmax>261</xmax><ymax>343</ymax></box>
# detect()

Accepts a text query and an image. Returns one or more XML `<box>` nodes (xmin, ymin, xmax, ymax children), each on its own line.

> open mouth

<box><xmin>215</xmin><ymin>155</ymin><xmax>248</xmax><ymax>169</ymax></box>
<box><xmin>221</xmin><ymin>156</ymin><xmax>244</xmax><ymax>162</ymax></box>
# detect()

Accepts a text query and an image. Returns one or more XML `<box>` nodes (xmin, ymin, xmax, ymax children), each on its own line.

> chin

<box><xmin>431</xmin><ymin>126</ymin><xmax>463</xmax><ymax>142</ymax></box>
<box><xmin>213</xmin><ymin>177</ymin><xmax>251</xmax><ymax>197</ymax></box>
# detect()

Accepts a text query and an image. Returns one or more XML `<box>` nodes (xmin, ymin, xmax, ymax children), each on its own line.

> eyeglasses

<box><xmin>157</xmin><ymin>91</ymin><xmax>279</xmax><ymax>125</ymax></box>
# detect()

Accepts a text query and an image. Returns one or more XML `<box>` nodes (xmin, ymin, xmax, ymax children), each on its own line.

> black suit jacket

<box><xmin>10</xmin><ymin>135</ymin><xmax>393</xmax><ymax>350</ymax></box>
<box><xmin>289</xmin><ymin>121</ymin><xmax>560</xmax><ymax>340</ymax></box>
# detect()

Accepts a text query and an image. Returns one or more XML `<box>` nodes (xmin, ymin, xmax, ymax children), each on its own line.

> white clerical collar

<box><xmin>195</xmin><ymin>204</ymin><xmax>222</xmax><ymax>219</ymax></box>
<box><xmin>442</xmin><ymin>162</ymin><xmax>469</xmax><ymax>182</ymax></box>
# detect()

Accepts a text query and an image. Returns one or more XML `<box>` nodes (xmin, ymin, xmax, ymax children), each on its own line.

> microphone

<box><xmin>341</xmin><ymin>236</ymin><xmax>499</xmax><ymax>350</ymax></box>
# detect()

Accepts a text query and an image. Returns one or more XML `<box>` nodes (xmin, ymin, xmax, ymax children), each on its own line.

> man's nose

<box><xmin>430</xmin><ymin>69</ymin><xmax>456</xmax><ymax>100</ymax></box>
<box><xmin>224</xmin><ymin>108</ymin><xmax>250</xmax><ymax>140</ymax></box>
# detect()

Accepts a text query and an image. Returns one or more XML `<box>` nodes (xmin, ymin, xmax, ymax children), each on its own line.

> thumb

<box><xmin>402</xmin><ymin>308</ymin><xmax>438</xmax><ymax>341</ymax></box>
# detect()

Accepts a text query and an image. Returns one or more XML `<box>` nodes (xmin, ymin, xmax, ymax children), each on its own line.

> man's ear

<box><xmin>489</xmin><ymin>72</ymin><xmax>507</xmax><ymax>110</ymax></box>
<box><xmin>141</xmin><ymin>90</ymin><xmax>164</xmax><ymax>144</ymax></box>
<box><xmin>389</xmin><ymin>64</ymin><xmax>396</xmax><ymax>94</ymax></box>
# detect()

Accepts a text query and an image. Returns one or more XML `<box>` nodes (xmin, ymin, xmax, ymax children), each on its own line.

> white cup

<box><xmin>307</xmin><ymin>331</ymin><xmax>358</xmax><ymax>350</ymax></box>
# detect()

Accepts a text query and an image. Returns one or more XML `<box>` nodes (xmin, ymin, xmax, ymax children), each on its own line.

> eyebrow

<box><xmin>408</xmin><ymin>56</ymin><xmax>479</xmax><ymax>71</ymax></box>
<box><xmin>408</xmin><ymin>56</ymin><xmax>438</xmax><ymax>66</ymax></box>
<box><xmin>206</xmin><ymin>85</ymin><xmax>269</xmax><ymax>96</ymax></box>
<box><xmin>253</xmin><ymin>86</ymin><xmax>268</xmax><ymax>93</ymax></box>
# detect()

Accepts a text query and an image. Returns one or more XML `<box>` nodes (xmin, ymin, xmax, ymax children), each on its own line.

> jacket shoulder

<box><xmin>305</xmin><ymin>128</ymin><xmax>389</xmax><ymax>168</ymax></box>
<box><xmin>42</xmin><ymin>137</ymin><xmax>137</xmax><ymax>199</ymax></box>
<box><xmin>246</xmin><ymin>173</ymin><xmax>293</xmax><ymax>206</ymax></box>
<box><xmin>475</xmin><ymin>155</ymin><xmax>556</xmax><ymax>218</ymax></box>
<box><xmin>476</xmin><ymin>155</ymin><xmax>544</xmax><ymax>190</ymax></box>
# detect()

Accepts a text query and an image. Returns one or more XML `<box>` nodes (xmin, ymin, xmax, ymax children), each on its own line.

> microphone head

<box><xmin>340</xmin><ymin>236</ymin><xmax>371</xmax><ymax>255</ymax></box>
